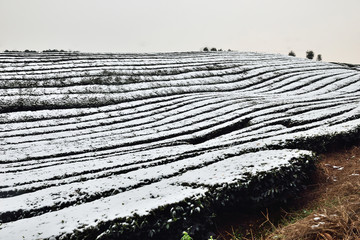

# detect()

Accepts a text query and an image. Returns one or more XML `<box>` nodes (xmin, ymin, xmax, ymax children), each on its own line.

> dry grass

<box><xmin>216</xmin><ymin>145</ymin><xmax>360</xmax><ymax>240</ymax></box>
<box><xmin>269</xmin><ymin>145</ymin><xmax>360</xmax><ymax>240</ymax></box>
<box><xmin>273</xmin><ymin>196</ymin><xmax>360</xmax><ymax>239</ymax></box>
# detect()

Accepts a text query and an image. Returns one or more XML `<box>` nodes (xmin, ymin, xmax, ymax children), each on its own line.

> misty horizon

<box><xmin>1</xmin><ymin>0</ymin><xmax>359</xmax><ymax>64</ymax></box>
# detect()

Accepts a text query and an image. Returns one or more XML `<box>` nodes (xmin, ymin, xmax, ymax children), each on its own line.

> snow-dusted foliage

<box><xmin>0</xmin><ymin>51</ymin><xmax>360</xmax><ymax>239</ymax></box>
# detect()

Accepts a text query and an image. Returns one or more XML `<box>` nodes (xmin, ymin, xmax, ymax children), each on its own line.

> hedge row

<box><xmin>55</xmin><ymin>153</ymin><xmax>316</xmax><ymax>240</ymax></box>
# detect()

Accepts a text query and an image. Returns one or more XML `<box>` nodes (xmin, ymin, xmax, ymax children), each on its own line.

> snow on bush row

<box><xmin>1</xmin><ymin>51</ymin><xmax>360</xmax><ymax>239</ymax></box>
<box><xmin>0</xmin><ymin>150</ymin><xmax>313</xmax><ymax>240</ymax></box>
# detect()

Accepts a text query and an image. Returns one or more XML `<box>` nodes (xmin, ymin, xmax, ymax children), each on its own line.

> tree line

<box><xmin>202</xmin><ymin>47</ymin><xmax>233</xmax><ymax>52</ymax></box>
<box><xmin>289</xmin><ymin>50</ymin><xmax>322</xmax><ymax>61</ymax></box>
<box><xmin>3</xmin><ymin>49</ymin><xmax>78</xmax><ymax>53</ymax></box>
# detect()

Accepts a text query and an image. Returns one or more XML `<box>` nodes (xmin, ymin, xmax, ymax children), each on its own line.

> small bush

<box><xmin>306</xmin><ymin>50</ymin><xmax>314</xmax><ymax>60</ymax></box>
<box><xmin>317</xmin><ymin>54</ymin><xmax>322</xmax><ymax>61</ymax></box>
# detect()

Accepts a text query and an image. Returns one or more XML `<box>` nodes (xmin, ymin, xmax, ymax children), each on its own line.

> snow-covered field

<box><xmin>0</xmin><ymin>51</ymin><xmax>360</xmax><ymax>239</ymax></box>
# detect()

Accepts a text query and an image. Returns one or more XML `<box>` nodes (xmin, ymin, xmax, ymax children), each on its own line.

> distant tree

<box><xmin>316</xmin><ymin>54</ymin><xmax>322</xmax><ymax>61</ymax></box>
<box><xmin>4</xmin><ymin>50</ymin><xmax>9</xmax><ymax>52</ymax></box>
<box><xmin>218</xmin><ymin>49</ymin><xmax>223</xmax><ymax>51</ymax></box>
<box><xmin>227</xmin><ymin>49</ymin><xmax>232</xmax><ymax>51</ymax></box>
<box><xmin>306</xmin><ymin>50</ymin><xmax>314</xmax><ymax>60</ymax></box>
<box><xmin>203</xmin><ymin>47</ymin><xmax>209</xmax><ymax>52</ymax></box>
<box><xmin>288</xmin><ymin>51</ymin><xmax>296</xmax><ymax>57</ymax></box>
<box><xmin>210</xmin><ymin>47</ymin><xmax>217</xmax><ymax>51</ymax></box>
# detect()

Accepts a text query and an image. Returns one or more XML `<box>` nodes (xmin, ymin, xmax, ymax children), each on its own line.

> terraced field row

<box><xmin>0</xmin><ymin>51</ymin><xmax>360</xmax><ymax>239</ymax></box>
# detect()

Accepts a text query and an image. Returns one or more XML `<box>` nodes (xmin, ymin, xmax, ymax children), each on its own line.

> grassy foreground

<box><xmin>214</xmin><ymin>144</ymin><xmax>360</xmax><ymax>240</ymax></box>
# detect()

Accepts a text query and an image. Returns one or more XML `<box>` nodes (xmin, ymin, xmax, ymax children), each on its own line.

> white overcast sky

<box><xmin>0</xmin><ymin>0</ymin><xmax>359</xmax><ymax>63</ymax></box>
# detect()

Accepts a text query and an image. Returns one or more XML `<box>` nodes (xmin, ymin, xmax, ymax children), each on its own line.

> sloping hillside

<box><xmin>0</xmin><ymin>51</ymin><xmax>360</xmax><ymax>239</ymax></box>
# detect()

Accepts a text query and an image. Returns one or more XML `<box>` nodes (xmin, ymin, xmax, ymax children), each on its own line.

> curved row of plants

<box><xmin>1</xmin><ymin>51</ymin><xmax>360</xmax><ymax>239</ymax></box>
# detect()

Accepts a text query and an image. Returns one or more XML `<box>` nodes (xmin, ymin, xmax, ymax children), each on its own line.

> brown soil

<box><xmin>214</xmin><ymin>145</ymin><xmax>360</xmax><ymax>240</ymax></box>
